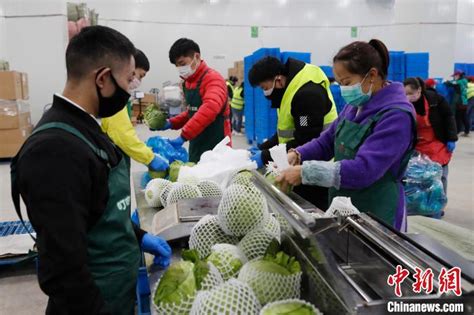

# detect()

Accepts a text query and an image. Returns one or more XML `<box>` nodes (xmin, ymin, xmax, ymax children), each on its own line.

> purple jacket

<box><xmin>296</xmin><ymin>82</ymin><xmax>415</xmax><ymax>230</ymax></box>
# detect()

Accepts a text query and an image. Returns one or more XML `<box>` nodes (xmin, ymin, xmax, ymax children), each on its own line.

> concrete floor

<box><xmin>0</xmin><ymin>124</ymin><xmax>472</xmax><ymax>313</ymax></box>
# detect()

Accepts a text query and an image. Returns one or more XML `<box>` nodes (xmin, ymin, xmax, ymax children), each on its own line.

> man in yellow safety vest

<box><xmin>231</xmin><ymin>82</ymin><xmax>244</xmax><ymax>135</ymax></box>
<box><xmin>248</xmin><ymin>56</ymin><xmax>338</xmax><ymax>210</ymax></box>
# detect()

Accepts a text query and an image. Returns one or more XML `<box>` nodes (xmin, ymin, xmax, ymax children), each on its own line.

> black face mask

<box><xmin>96</xmin><ymin>70</ymin><xmax>131</xmax><ymax>118</ymax></box>
<box><xmin>265</xmin><ymin>88</ymin><xmax>285</xmax><ymax>108</ymax></box>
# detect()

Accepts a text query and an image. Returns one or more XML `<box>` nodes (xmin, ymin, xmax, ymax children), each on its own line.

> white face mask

<box><xmin>177</xmin><ymin>56</ymin><xmax>198</xmax><ymax>79</ymax></box>
<box><xmin>263</xmin><ymin>76</ymin><xmax>278</xmax><ymax>96</ymax></box>
<box><xmin>129</xmin><ymin>77</ymin><xmax>141</xmax><ymax>91</ymax></box>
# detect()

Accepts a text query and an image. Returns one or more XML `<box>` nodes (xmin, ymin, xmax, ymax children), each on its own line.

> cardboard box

<box><xmin>234</xmin><ymin>61</ymin><xmax>244</xmax><ymax>70</ymax></box>
<box><xmin>21</xmin><ymin>72</ymin><xmax>29</xmax><ymax>100</ymax></box>
<box><xmin>0</xmin><ymin>71</ymin><xmax>23</xmax><ymax>100</ymax></box>
<box><xmin>0</xmin><ymin>112</ymin><xmax>31</xmax><ymax>130</ymax></box>
<box><xmin>141</xmin><ymin>93</ymin><xmax>156</xmax><ymax>104</ymax></box>
<box><xmin>228</xmin><ymin>68</ymin><xmax>238</xmax><ymax>78</ymax></box>
<box><xmin>0</xmin><ymin>124</ymin><xmax>33</xmax><ymax>158</ymax></box>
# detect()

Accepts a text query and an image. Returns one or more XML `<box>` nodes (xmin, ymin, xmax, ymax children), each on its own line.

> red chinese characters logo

<box><xmin>412</xmin><ymin>267</ymin><xmax>434</xmax><ymax>294</ymax></box>
<box><xmin>438</xmin><ymin>267</ymin><xmax>462</xmax><ymax>296</ymax></box>
<box><xmin>387</xmin><ymin>265</ymin><xmax>410</xmax><ymax>297</ymax></box>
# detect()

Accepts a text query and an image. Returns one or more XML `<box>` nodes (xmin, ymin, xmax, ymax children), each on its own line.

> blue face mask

<box><xmin>340</xmin><ymin>73</ymin><xmax>373</xmax><ymax>107</ymax></box>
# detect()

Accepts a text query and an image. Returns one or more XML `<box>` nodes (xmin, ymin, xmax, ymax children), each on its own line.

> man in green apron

<box><xmin>11</xmin><ymin>26</ymin><xmax>171</xmax><ymax>314</ymax></box>
<box><xmin>160</xmin><ymin>38</ymin><xmax>231</xmax><ymax>163</ymax></box>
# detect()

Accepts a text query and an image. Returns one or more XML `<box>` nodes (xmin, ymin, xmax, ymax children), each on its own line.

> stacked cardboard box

<box><xmin>227</xmin><ymin>60</ymin><xmax>244</xmax><ymax>84</ymax></box>
<box><xmin>0</xmin><ymin>71</ymin><xmax>32</xmax><ymax>158</ymax></box>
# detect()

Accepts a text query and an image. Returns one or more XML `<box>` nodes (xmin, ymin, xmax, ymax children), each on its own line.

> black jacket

<box><xmin>258</xmin><ymin>58</ymin><xmax>332</xmax><ymax>162</ymax></box>
<box><xmin>15</xmin><ymin>95</ymin><xmax>145</xmax><ymax>315</ymax></box>
<box><xmin>415</xmin><ymin>89</ymin><xmax>458</xmax><ymax>143</ymax></box>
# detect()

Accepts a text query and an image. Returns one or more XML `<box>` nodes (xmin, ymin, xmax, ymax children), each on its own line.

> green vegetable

<box><xmin>261</xmin><ymin>300</ymin><xmax>319</xmax><ymax>315</ymax></box>
<box><xmin>206</xmin><ymin>244</ymin><xmax>245</xmax><ymax>280</ymax></box>
<box><xmin>144</xmin><ymin>105</ymin><xmax>167</xmax><ymax>130</ymax></box>
<box><xmin>154</xmin><ymin>261</ymin><xmax>196</xmax><ymax>307</ymax></box>
<box><xmin>262</xmin><ymin>251</ymin><xmax>301</xmax><ymax>275</ymax></box>
<box><xmin>265</xmin><ymin>172</ymin><xmax>292</xmax><ymax>194</ymax></box>
<box><xmin>182</xmin><ymin>249</ymin><xmax>210</xmax><ymax>290</ymax></box>
<box><xmin>230</xmin><ymin>170</ymin><xmax>254</xmax><ymax>186</ymax></box>
<box><xmin>169</xmin><ymin>160</ymin><xmax>184</xmax><ymax>182</ymax></box>
<box><xmin>149</xmin><ymin>169</ymin><xmax>168</xmax><ymax>179</ymax></box>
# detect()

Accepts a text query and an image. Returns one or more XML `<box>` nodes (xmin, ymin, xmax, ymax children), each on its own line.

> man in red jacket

<box><xmin>163</xmin><ymin>38</ymin><xmax>231</xmax><ymax>162</ymax></box>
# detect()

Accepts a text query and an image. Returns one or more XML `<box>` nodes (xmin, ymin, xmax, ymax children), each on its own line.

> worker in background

<box><xmin>231</xmin><ymin>81</ymin><xmax>245</xmax><ymax>135</ymax></box>
<box><xmin>226</xmin><ymin>76</ymin><xmax>238</xmax><ymax>100</ymax></box>
<box><xmin>11</xmin><ymin>26</ymin><xmax>171</xmax><ymax>314</ymax></box>
<box><xmin>446</xmin><ymin>70</ymin><xmax>469</xmax><ymax>136</ymax></box>
<box><xmin>404</xmin><ymin>77</ymin><xmax>458</xmax><ymax>206</ymax></box>
<box><xmin>159</xmin><ymin>38</ymin><xmax>231</xmax><ymax>163</ymax></box>
<box><xmin>248</xmin><ymin>56</ymin><xmax>338</xmax><ymax>210</ymax></box>
<box><xmin>101</xmin><ymin>49</ymin><xmax>168</xmax><ymax>172</ymax></box>
<box><xmin>277</xmin><ymin>39</ymin><xmax>416</xmax><ymax>231</ymax></box>
<box><xmin>467</xmin><ymin>76</ymin><xmax>474</xmax><ymax>133</ymax></box>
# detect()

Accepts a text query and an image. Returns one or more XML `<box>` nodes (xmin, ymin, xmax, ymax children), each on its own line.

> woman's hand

<box><xmin>276</xmin><ymin>165</ymin><xmax>302</xmax><ymax>193</ymax></box>
<box><xmin>287</xmin><ymin>151</ymin><xmax>300</xmax><ymax>166</ymax></box>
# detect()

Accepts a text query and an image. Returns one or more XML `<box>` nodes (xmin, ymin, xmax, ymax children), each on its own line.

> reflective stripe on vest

<box><xmin>277</xmin><ymin>64</ymin><xmax>338</xmax><ymax>143</ymax></box>
<box><xmin>231</xmin><ymin>86</ymin><xmax>244</xmax><ymax>110</ymax></box>
<box><xmin>226</xmin><ymin>81</ymin><xmax>235</xmax><ymax>95</ymax></box>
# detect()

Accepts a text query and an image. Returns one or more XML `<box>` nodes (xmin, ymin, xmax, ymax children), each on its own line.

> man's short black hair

<box><xmin>169</xmin><ymin>38</ymin><xmax>200</xmax><ymax>64</ymax></box>
<box><xmin>134</xmin><ymin>49</ymin><xmax>150</xmax><ymax>71</ymax></box>
<box><xmin>248</xmin><ymin>56</ymin><xmax>285</xmax><ymax>87</ymax></box>
<box><xmin>66</xmin><ymin>25</ymin><xmax>135</xmax><ymax>80</ymax></box>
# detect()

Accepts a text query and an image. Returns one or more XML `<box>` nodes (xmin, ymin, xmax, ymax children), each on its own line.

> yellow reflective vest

<box><xmin>231</xmin><ymin>86</ymin><xmax>244</xmax><ymax>110</ymax></box>
<box><xmin>277</xmin><ymin>64</ymin><xmax>338</xmax><ymax>143</ymax></box>
<box><xmin>101</xmin><ymin>105</ymin><xmax>154</xmax><ymax>165</ymax></box>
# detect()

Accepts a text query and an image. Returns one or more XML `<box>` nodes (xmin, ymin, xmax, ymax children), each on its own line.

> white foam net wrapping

<box><xmin>217</xmin><ymin>184</ymin><xmax>270</xmax><ymax>237</ymax></box>
<box><xmin>207</xmin><ymin>244</ymin><xmax>247</xmax><ymax>281</ymax></box>
<box><xmin>190</xmin><ymin>279</ymin><xmax>262</xmax><ymax>315</ymax></box>
<box><xmin>159</xmin><ymin>182</ymin><xmax>175</xmax><ymax>208</ymax></box>
<box><xmin>153</xmin><ymin>262</ymin><xmax>223</xmax><ymax>315</ymax></box>
<box><xmin>324</xmin><ymin>196</ymin><xmax>360</xmax><ymax>218</ymax></box>
<box><xmin>197</xmin><ymin>180</ymin><xmax>223</xmax><ymax>199</ymax></box>
<box><xmin>166</xmin><ymin>183</ymin><xmax>203</xmax><ymax>206</ymax></box>
<box><xmin>260</xmin><ymin>298</ymin><xmax>322</xmax><ymax>315</ymax></box>
<box><xmin>189</xmin><ymin>215</ymin><xmax>239</xmax><ymax>259</ymax></box>
<box><xmin>177</xmin><ymin>174</ymin><xmax>200</xmax><ymax>186</ymax></box>
<box><xmin>263</xmin><ymin>214</ymin><xmax>281</xmax><ymax>241</ymax></box>
<box><xmin>144</xmin><ymin>178</ymin><xmax>171</xmax><ymax>208</ymax></box>
<box><xmin>229</xmin><ymin>170</ymin><xmax>254</xmax><ymax>187</ymax></box>
<box><xmin>238</xmin><ymin>260</ymin><xmax>302</xmax><ymax>305</ymax></box>
<box><xmin>274</xmin><ymin>213</ymin><xmax>294</xmax><ymax>236</ymax></box>
<box><xmin>238</xmin><ymin>228</ymin><xmax>278</xmax><ymax>261</ymax></box>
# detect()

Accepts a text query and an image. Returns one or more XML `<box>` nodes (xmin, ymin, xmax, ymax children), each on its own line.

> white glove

<box><xmin>301</xmin><ymin>160</ymin><xmax>341</xmax><ymax>189</ymax></box>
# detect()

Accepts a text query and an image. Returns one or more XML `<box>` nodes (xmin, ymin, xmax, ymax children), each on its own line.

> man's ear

<box><xmin>95</xmin><ymin>67</ymin><xmax>111</xmax><ymax>89</ymax></box>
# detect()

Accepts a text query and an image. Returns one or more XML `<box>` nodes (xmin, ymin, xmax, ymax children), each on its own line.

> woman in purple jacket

<box><xmin>278</xmin><ymin>39</ymin><xmax>416</xmax><ymax>231</ymax></box>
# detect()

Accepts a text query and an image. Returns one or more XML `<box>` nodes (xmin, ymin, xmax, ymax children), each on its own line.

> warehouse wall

<box><xmin>0</xmin><ymin>0</ymin><xmax>472</xmax><ymax>124</ymax></box>
<box><xmin>0</xmin><ymin>3</ymin><xmax>5</xmax><ymax>59</ymax></box>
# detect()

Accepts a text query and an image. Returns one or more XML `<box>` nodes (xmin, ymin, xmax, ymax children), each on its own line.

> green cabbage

<box><xmin>206</xmin><ymin>244</ymin><xmax>245</xmax><ymax>280</ymax></box>
<box><xmin>169</xmin><ymin>161</ymin><xmax>195</xmax><ymax>182</ymax></box>
<box><xmin>261</xmin><ymin>300</ymin><xmax>319</xmax><ymax>315</ymax></box>
<box><xmin>182</xmin><ymin>249</ymin><xmax>210</xmax><ymax>290</ymax></box>
<box><xmin>154</xmin><ymin>261</ymin><xmax>196</xmax><ymax>307</ymax></box>
<box><xmin>144</xmin><ymin>105</ymin><xmax>167</xmax><ymax>130</ymax></box>
<box><xmin>149</xmin><ymin>169</ymin><xmax>168</xmax><ymax>179</ymax></box>
<box><xmin>230</xmin><ymin>169</ymin><xmax>254</xmax><ymax>186</ymax></box>
<box><xmin>265</xmin><ymin>172</ymin><xmax>292</xmax><ymax>194</ymax></box>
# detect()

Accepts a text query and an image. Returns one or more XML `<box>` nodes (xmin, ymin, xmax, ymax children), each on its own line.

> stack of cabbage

<box><xmin>144</xmin><ymin>105</ymin><xmax>167</xmax><ymax>130</ymax></box>
<box><xmin>153</xmin><ymin>170</ymin><xmax>321</xmax><ymax>314</ymax></box>
<box><xmin>144</xmin><ymin>176</ymin><xmax>223</xmax><ymax>208</ymax></box>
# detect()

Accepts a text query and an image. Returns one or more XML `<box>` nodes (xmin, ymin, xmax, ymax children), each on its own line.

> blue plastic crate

<box><xmin>0</xmin><ymin>221</ymin><xmax>37</xmax><ymax>266</ymax></box>
<box><xmin>330</xmin><ymin>85</ymin><xmax>346</xmax><ymax>114</ymax></box>
<box><xmin>280</xmin><ymin>51</ymin><xmax>311</xmax><ymax>64</ymax></box>
<box><xmin>405</xmin><ymin>71</ymin><xmax>429</xmax><ymax>80</ymax></box>
<box><xmin>319</xmin><ymin>66</ymin><xmax>334</xmax><ymax>79</ymax></box>
<box><xmin>244</xmin><ymin>55</ymin><xmax>255</xmax><ymax>142</ymax></box>
<box><xmin>388</xmin><ymin>51</ymin><xmax>405</xmax><ymax>74</ymax></box>
<box><xmin>388</xmin><ymin>72</ymin><xmax>405</xmax><ymax>82</ymax></box>
<box><xmin>455</xmin><ymin>63</ymin><xmax>474</xmax><ymax>76</ymax></box>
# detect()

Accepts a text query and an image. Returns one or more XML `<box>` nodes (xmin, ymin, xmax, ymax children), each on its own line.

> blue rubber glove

<box><xmin>248</xmin><ymin>146</ymin><xmax>260</xmax><ymax>155</ymax></box>
<box><xmin>141</xmin><ymin>233</ymin><xmax>172</xmax><ymax>267</ymax></box>
<box><xmin>250</xmin><ymin>150</ymin><xmax>263</xmax><ymax>169</ymax></box>
<box><xmin>168</xmin><ymin>136</ymin><xmax>186</xmax><ymax>148</ymax></box>
<box><xmin>148</xmin><ymin>154</ymin><xmax>169</xmax><ymax>171</ymax></box>
<box><xmin>149</xmin><ymin>120</ymin><xmax>171</xmax><ymax>131</ymax></box>
<box><xmin>446</xmin><ymin>141</ymin><xmax>456</xmax><ymax>153</ymax></box>
<box><xmin>153</xmin><ymin>255</ymin><xmax>171</xmax><ymax>269</ymax></box>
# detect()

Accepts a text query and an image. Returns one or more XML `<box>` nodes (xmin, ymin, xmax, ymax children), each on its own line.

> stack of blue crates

<box><xmin>454</xmin><ymin>63</ymin><xmax>474</xmax><ymax>76</ymax></box>
<box><xmin>434</xmin><ymin>77</ymin><xmax>454</xmax><ymax>104</ymax></box>
<box><xmin>387</xmin><ymin>51</ymin><xmax>405</xmax><ymax>82</ymax></box>
<box><xmin>330</xmin><ymin>85</ymin><xmax>346</xmax><ymax>114</ymax></box>
<box><xmin>244</xmin><ymin>48</ymin><xmax>312</xmax><ymax>144</ymax></box>
<box><xmin>405</xmin><ymin>52</ymin><xmax>429</xmax><ymax>79</ymax></box>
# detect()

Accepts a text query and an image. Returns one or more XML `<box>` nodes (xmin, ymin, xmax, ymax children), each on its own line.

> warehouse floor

<box><xmin>0</xmin><ymin>124</ymin><xmax>472</xmax><ymax>314</ymax></box>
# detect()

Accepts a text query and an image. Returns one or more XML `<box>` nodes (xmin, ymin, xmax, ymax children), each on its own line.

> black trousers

<box><xmin>456</xmin><ymin>103</ymin><xmax>472</xmax><ymax>134</ymax></box>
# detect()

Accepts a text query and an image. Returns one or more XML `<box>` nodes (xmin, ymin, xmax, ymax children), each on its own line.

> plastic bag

<box><xmin>403</xmin><ymin>154</ymin><xmax>447</xmax><ymax>217</ymax></box>
<box><xmin>146</xmin><ymin>135</ymin><xmax>188</xmax><ymax>163</ymax></box>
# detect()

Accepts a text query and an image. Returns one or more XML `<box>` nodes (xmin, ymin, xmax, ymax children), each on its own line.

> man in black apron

<box><xmin>160</xmin><ymin>38</ymin><xmax>231</xmax><ymax>163</ymax></box>
<box><xmin>11</xmin><ymin>26</ymin><xmax>171</xmax><ymax>315</ymax></box>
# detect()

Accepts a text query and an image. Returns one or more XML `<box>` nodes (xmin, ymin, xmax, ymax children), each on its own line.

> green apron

<box><xmin>328</xmin><ymin>108</ymin><xmax>415</xmax><ymax>228</ymax></box>
<box><xmin>184</xmin><ymin>70</ymin><xmax>227</xmax><ymax>163</ymax></box>
<box><xmin>11</xmin><ymin>122</ymin><xmax>140</xmax><ymax>315</ymax></box>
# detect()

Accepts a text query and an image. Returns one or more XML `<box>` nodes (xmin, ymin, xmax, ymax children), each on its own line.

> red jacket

<box><xmin>170</xmin><ymin>61</ymin><xmax>232</xmax><ymax>144</ymax></box>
